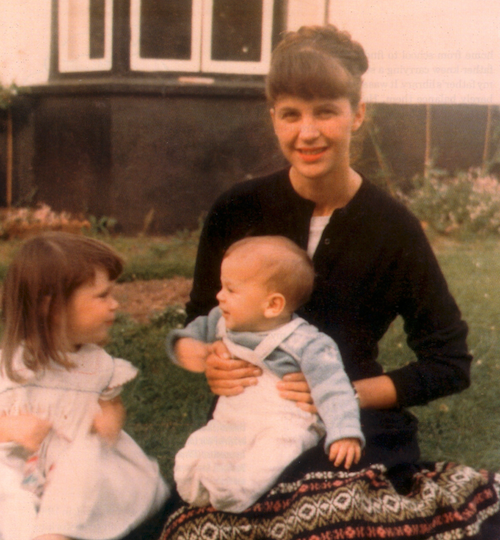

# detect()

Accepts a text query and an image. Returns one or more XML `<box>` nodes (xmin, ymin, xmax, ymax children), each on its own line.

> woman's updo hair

<box><xmin>266</xmin><ymin>25</ymin><xmax>369</xmax><ymax>108</ymax></box>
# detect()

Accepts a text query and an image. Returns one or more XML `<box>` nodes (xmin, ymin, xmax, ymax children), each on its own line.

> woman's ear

<box><xmin>270</xmin><ymin>108</ymin><xmax>277</xmax><ymax>132</ymax></box>
<box><xmin>264</xmin><ymin>293</ymin><xmax>286</xmax><ymax>319</ymax></box>
<box><xmin>352</xmin><ymin>101</ymin><xmax>366</xmax><ymax>132</ymax></box>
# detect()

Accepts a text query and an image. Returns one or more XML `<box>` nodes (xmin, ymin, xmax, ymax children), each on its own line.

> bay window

<box><xmin>57</xmin><ymin>0</ymin><xmax>279</xmax><ymax>76</ymax></box>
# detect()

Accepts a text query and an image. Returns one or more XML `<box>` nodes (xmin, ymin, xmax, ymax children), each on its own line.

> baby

<box><xmin>167</xmin><ymin>235</ymin><xmax>363</xmax><ymax>513</ymax></box>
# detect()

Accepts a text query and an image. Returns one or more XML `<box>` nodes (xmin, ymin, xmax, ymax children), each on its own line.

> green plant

<box><xmin>402</xmin><ymin>168</ymin><xmax>500</xmax><ymax>237</ymax></box>
<box><xmin>87</xmin><ymin>215</ymin><xmax>117</xmax><ymax>236</ymax></box>
<box><xmin>0</xmin><ymin>83</ymin><xmax>17</xmax><ymax>110</ymax></box>
<box><xmin>0</xmin><ymin>204</ymin><xmax>90</xmax><ymax>239</ymax></box>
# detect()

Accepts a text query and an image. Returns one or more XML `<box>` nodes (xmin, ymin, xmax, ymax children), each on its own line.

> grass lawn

<box><xmin>1</xmin><ymin>232</ymin><xmax>500</xmax><ymax>482</ymax></box>
<box><xmin>108</xmin><ymin>233</ymin><xmax>500</xmax><ymax>482</ymax></box>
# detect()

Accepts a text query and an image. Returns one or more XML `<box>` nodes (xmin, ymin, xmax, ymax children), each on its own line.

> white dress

<box><xmin>0</xmin><ymin>344</ymin><xmax>169</xmax><ymax>540</ymax></box>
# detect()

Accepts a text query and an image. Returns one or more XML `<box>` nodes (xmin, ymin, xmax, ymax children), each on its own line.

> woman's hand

<box><xmin>276</xmin><ymin>372</ymin><xmax>317</xmax><ymax>414</ymax></box>
<box><xmin>0</xmin><ymin>414</ymin><xmax>52</xmax><ymax>453</ymax></box>
<box><xmin>205</xmin><ymin>340</ymin><xmax>262</xmax><ymax>396</ymax></box>
<box><xmin>93</xmin><ymin>396</ymin><xmax>125</xmax><ymax>445</ymax></box>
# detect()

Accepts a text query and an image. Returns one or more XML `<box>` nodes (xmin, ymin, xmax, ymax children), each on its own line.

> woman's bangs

<box><xmin>268</xmin><ymin>50</ymin><xmax>352</xmax><ymax>102</ymax></box>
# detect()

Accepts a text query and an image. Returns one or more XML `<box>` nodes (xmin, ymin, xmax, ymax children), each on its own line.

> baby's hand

<box><xmin>92</xmin><ymin>396</ymin><xmax>125</xmax><ymax>445</ymax></box>
<box><xmin>174</xmin><ymin>338</ymin><xmax>211</xmax><ymax>373</ymax></box>
<box><xmin>0</xmin><ymin>414</ymin><xmax>52</xmax><ymax>453</ymax></box>
<box><xmin>328</xmin><ymin>438</ymin><xmax>362</xmax><ymax>470</ymax></box>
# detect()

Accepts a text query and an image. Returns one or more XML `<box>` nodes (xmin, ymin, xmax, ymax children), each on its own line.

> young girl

<box><xmin>0</xmin><ymin>232</ymin><xmax>169</xmax><ymax>540</ymax></box>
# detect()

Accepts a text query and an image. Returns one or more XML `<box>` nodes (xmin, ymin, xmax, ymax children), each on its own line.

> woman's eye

<box><xmin>280</xmin><ymin>111</ymin><xmax>299</xmax><ymax>121</ymax></box>
<box><xmin>316</xmin><ymin>109</ymin><xmax>336</xmax><ymax>118</ymax></box>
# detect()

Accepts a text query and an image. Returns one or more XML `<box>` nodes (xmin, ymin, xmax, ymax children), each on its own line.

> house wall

<box><xmin>9</xmin><ymin>85</ymin><xmax>287</xmax><ymax>234</ymax></box>
<box><xmin>1</xmin><ymin>2</ymin><xmax>499</xmax><ymax>234</ymax></box>
<box><xmin>0</xmin><ymin>0</ymin><xmax>51</xmax><ymax>86</ymax></box>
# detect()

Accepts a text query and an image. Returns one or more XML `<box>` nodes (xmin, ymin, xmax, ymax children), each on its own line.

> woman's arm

<box><xmin>0</xmin><ymin>414</ymin><xmax>51</xmax><ymax>452</ymax></box>
<box><xmin>276</xmin><ymin>373</ymin><xmax>398</xmax><ymax>412</ymax></box>
<box><xmin>352</xmin><ymin>375</ymin><xmax>397</xmax><ymax>408</ymax></box>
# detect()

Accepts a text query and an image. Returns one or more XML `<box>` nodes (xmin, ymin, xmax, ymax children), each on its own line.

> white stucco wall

<box><xmin>0</xmin><ymin>0</ymin><xmax>51</xmax><ymax>87</ymax></box>
<box><xmin>327</xmin><ymin>0</ymin><xmax>500</xmax><ymax>104</ymax></box>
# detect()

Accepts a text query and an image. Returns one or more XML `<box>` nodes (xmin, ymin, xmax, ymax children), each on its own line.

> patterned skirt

<box><xmin>159</xmin><ymin>462</ymin><xmax>500</xmax><ymax>540</ymax></box>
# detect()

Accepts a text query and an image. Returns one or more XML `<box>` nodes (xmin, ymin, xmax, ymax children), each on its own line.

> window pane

<box><xmin>89</xmin><ymin>0</ymin><xmax>105</xmax><ymax>59</ymax></box>
<box><xmin>211</xmin><ymin>0</ymin><xmax>262</xmax><ymax>62</ymax></box>
<box><xmin>140</xmin><ymin>0</ymin><xmax>192</xmax><ymax>59</ymax></box>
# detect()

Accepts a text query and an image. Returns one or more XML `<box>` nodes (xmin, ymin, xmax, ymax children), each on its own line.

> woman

<box><xmin>162</xmin><ymin>25</ymin><xmax>500</xmax><ymax>539</ymax></box>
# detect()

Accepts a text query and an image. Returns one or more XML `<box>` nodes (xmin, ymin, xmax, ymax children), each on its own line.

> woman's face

<box><xmin>270</xmin><ymin>96</ymin><xmax>365</xmax><ymax>184</ymax></box>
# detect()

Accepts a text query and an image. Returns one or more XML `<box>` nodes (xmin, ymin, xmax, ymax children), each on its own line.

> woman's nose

<box><xmin>110</xmin><ymin>296</ymin><xmax>119</xmax><ymax>311</ymax></box>
<box><xmin>298</xmin><ymin>119</ymin><xmax>320</xmax><ymax>140</ymax></box>
<box><xmin>216</xmin><ymin>290</ymin><xmax>224</xmax><ymax>302</ymax></box>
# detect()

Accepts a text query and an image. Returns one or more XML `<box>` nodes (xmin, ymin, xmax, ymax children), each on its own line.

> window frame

<box><xmin>52</xmin><ymin>0</ymin><xmax>285</xmax><ymax>79</ymax></box>
<box><xmin>58</xmin><ymin>0</ymin><xmax>113</xmax><ymax>73</ymax></box>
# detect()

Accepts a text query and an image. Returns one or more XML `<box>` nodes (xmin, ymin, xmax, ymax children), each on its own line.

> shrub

<box><xmin>0</xmin><ymin>204</ymin><xmax>90</xmax><ymax>239</ymax></box>
<box><xmin>402</xmin><ymin>169</ymin><xmax>500</xmax><ymax>237</ymax></box>
<box><xmin>0</xmin><ymin>83</ymin><xmax>17</xmax><ymax>110</ymax></box>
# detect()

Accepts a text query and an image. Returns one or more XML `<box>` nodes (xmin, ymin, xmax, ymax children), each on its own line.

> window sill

<box><xmin>26</xmin><ymin>76</ymin><xmax>267</xmax><ymax>98</ymax></box>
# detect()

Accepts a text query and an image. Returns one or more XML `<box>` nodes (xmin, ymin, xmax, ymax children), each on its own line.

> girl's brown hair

<box><xmin>1</xmin><ymin>232</ymin><xmax>123</xmax><ymax>381</ymax></box>
<box><xmin>266</xmin><ymin>25</ymin><xmax>369</xmax><ymax>108</ymax></box>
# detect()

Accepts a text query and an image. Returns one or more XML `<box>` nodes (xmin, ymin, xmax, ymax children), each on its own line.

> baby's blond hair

<box><xmin>223</xmin><ymin>236</ymin><xmax>315</xmax><ymax>313</ymax></box>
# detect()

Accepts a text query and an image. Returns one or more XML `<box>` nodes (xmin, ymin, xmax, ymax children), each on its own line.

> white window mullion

<box><xmin>59</xmin><ymin>0</ymin><xmax>112</xmax><ymax>73</ymax></box>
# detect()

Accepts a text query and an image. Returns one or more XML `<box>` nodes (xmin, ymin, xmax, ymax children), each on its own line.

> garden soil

<box><xmin>114</xmin><ymin>277</ymin><xmax>192</xmax><ymax>323</ymax></box>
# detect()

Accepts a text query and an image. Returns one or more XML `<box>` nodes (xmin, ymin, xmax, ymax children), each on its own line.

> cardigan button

<box><xmin>324</xmin><ymin>238</ymin><xmax>331</xmax><ymax>245</ymax></box>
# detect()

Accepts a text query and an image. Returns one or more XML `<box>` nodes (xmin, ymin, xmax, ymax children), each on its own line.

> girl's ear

<box><xmin>264</xmin><ymin>293</ymin><xmax>286</xmax><ymax>319</ymax></box>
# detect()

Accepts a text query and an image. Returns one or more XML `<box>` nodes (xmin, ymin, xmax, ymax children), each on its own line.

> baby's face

<box><xmin>217</xmin><ymin>253</ymin><xmax>273</xmax><ymax>332</ymax></box>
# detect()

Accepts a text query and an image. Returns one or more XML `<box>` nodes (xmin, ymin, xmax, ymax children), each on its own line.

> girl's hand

<box><xmin>93</xmin><ymin>396</ymin><xmax>125</xmax><ymax>445</ymax></box>
<box><xmin>0</xmin><ymin>414</ymin><xmax>52</xmax><ymax>453</ymax></box>
<box><xmin>328</xmin><ymin>438</ymin><xmax>362</xmax><ymax>469</ymax></box>
<box><xmin>276</xmin><ymin>372</ymin><xmax>318</xmax><ymax>414</ymax></box>
<box><xmin>205</xmin><ymin>340</ymin><xmax>262</xmax><ymax>396</ymax></box>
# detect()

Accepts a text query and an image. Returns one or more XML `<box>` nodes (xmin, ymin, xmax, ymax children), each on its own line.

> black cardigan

<box><xmin>186</xmin><ymin>168</ymin><xmax>472</xmax><ymax>467</ymax></box>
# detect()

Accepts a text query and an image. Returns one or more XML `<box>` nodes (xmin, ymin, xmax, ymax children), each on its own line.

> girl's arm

<box><xmin>93</xmin><ymin>396</ymin><xmax>125</xmax><ymax>445</ymax></box>
<box><xmin>0</xmin><ymin>414</ymin><xmax>52</xmax><ymax>452</ymax></box>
